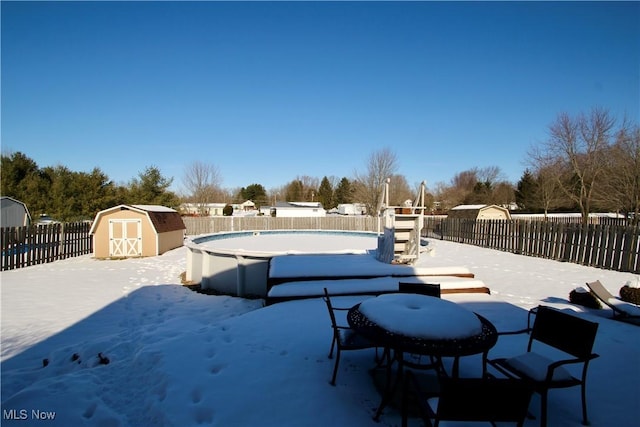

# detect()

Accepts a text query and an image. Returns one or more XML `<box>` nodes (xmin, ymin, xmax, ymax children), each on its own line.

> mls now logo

<box><xmin>3</xmin><ymin>409</ymin><xmax>28</xmax><ymax>420</ymax></box>
<box><xmin>3</xmin><ymin>409</ymin><xmax>57</xmax><ymax>420</ymax></box>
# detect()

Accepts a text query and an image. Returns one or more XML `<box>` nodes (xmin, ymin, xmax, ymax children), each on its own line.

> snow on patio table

<box><xmin>358</xmin><ymin>293</ymin><xmax>482</xmax><ymax>339</ymax></box>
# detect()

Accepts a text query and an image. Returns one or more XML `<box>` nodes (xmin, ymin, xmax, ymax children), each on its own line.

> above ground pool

<box><xmin>185</xmin><ymin>230</ymin><xmax>379</xmax><ymax>298</ymax></box>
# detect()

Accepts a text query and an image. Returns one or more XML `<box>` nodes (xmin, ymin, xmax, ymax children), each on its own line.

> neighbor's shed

<box><xmin>1</xmin><ymin>197</ymin><xmax>31</xmax><ymax>228</ymax></box>
<box><xmin>90</xmin><ymin>204</ymin><xmax>186</xmax><ymax>258</ymax></box>
<box><xmin>447</xmin><ymin>204</ymin><xmax>512</xmax><ymax>220</ymax></box>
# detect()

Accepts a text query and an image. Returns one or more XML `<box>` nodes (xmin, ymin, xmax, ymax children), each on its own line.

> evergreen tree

<box><xmin>515</xmin><ymin>170</ymin><xmax>537</xmax><ymax>211</ymax></box>
<box><xmin>21</xmin><ymin>170</ymin><xmax>50</xmax><ymax>218</ymax></box>
<box><xmin>240</xmin><ymin>184</ymin><xmax>268</xmax><ymax>207</ymax></box>
<box><xmin>334</xmin><ymin>177</ymin><xmax>353</xmax><ymax>205</ymax></box>
<box><xmin>1</xmin><ymin>151</ymin><xmax>40</xmax><ymax>203</ymax></box>
<box><xmin>35</xmin><ymin>166</ymin><xmax>116</xmax><ymax>221</ymax></box>
<box><xmin>317</xmin><ymin>177</ymin><xmax>334</xmax><ymax>209</ymax></box>
<box><xmin>0</xmin><ymin>153</ymin><xmax>178</xmax><ymax>221</ymax></box>
<box><xmin>45</xmin><ymin>165</ymin><xmax>76</xmax><ymax>220</ymax></box>
<box><xmin>464</xmin><ymin>181</ymin><xmax>492</xmax><ymax>204</ymax></box>
<box><xmin>74</xmin><ymin>168</ymin><xmax>118</xmax><ymax>220</ymax></box>
<box><xmin>128</xmin><ymin>166</ymin><xmax>179</xmax><ymax>208</ymax></box>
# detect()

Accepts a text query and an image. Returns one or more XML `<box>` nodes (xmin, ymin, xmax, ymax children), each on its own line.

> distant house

<box><xmin>90</xmin><ymin>204</ymin><xmax>186</xmax><ymax>258</ymax></box>
<box><xmin>259</xmin><ymin>202</ymin><xmax>326</xmax><ymax>218</ymax></box>
<box><xmin>180</xmin><ymin>200</ymin><xmax>256</xmax><ymax>217</ymax></box>
<box><xmin>0</xmin><ymin>197</ymin><xmax>31</xmax><ymax>228</ymax></box>
<box><xmin>180</xmin><ymin>203</ymin><xmax>227</xmax><ymax>217</ymax></box>
<box><xmin>447</xmin><ymin>204</ymin><xmax>512</xmax><ymax>220</ymax></box>
<box><xmin>233</xmin><ymin>200</ymin><xmax>256</xmax><ymax>215</ymax></box>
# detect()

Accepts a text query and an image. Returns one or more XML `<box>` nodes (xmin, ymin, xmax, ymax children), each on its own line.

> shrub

<box><xmin>569</xmin><ymin>288</ymin><xmax>601</xmax><ymax>309</ymax></box>
<box><xmin>619</xmin><ymin>285</ymin><xmax>640</xmax><ymax>305</ymax></box>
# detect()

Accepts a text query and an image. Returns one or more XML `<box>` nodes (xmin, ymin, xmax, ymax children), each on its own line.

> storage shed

<box><xmin>1</xmin><ymin>197</ymin><xmax>31</xmax><ymax>228</ymax></box>
<box><xmin>90</xmin><ymin>205</ymin><xmax>186</xmax><ymax>258</ymax></box>
<box><xmin>447</xmin><ymin>204</ymin><xmax>512</xmax><ymax>220</ymax></box>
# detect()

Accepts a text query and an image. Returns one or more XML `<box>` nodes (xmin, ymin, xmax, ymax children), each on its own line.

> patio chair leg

<box><xmin>540</xmin><ymin>391</ymin><xmax>548</xmax><ymax>427</ymax></box>
<box><xmin>581</xmin><ymin>383</ymin><xmax>590</xmax><ymax>425</ymax></box>
<box><xmin>330</xmin><ymin>349</ymin><xmax>340</xmax><ymax>386</ymax></box>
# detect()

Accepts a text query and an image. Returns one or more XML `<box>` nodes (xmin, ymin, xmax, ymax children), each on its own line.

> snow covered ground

<box><xmin>1</xmin><ymin>237</ymin><xmax>639</xmax><ymax>426</ymax></box>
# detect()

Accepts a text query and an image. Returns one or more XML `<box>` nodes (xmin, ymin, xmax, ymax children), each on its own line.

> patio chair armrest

<box><xmin>544</xmin><ymin>353</ymin><xmax>599</xmax><ymax>382</ymax></box>
<box><xmin>547</xmin><ymin>352</ymin><xmax>599</xmax><ymax>369</ymax></box>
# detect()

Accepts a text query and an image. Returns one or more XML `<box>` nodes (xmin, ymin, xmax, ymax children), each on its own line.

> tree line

<box><xmin>2</xmin><ymin>107</ymin><xmax>638</xmax><ymax>225</ymax></box>
<box><xmin>1</xmin><ymin>154</ymin><xmax>180</xmax><ymax>222</ymax></box>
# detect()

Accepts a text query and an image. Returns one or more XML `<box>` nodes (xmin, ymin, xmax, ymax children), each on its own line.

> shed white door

<box><xmin>109</xmin><ymin>219</ymin><xmax>142</xmax><ymax>257</ymax></box>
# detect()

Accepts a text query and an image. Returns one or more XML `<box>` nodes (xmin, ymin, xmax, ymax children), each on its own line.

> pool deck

<box><xmin>266</xmin><ymin>253</ymin><xmax>489</xmax><ymax>304</ymax></box>
<box><xmin>188</xmin><ymin>231</ymin><xmax>489</xmax><ymax>302</ymax></box>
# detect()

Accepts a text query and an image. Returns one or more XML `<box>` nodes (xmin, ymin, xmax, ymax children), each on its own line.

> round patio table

<box><xmin>347</xmin><ymin>293</ymin><xmax>498</xmax><ymax>420</ymax></box>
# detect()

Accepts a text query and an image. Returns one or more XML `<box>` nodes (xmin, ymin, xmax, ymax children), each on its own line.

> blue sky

<box><xmin>2</xmin><ymin>1</ymin><xmax>638</xmax><ymax>194</ymax></box>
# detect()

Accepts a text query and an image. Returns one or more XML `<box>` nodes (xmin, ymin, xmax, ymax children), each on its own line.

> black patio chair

<box><xmin>485</xmin><ymin>305</ymin><xmax>599</xmax><ymax>427</ymax></box>
<box><xmin>402</xmin><ymin>371</ymin><xmax>533</xmax><ymax>427</ymax></box>
<box><xmin>398</xmin><ymin>282</ymin><xmax>441</xmax><ymax>298</ymax></box>
<box><xmin>322</xmin><ymin>288</ymin><xmax>377</xmax><ymax>386</ymax></box>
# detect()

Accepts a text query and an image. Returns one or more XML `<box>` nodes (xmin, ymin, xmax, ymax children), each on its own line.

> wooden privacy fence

<box><xmin>183</xmin><ymin>216</ymin><xmax>379</xmax><ymax>236</ymax></box>
<box><xmin>423</xmin><ymin>217</ymin><xmax>640</xmax><ymax>273</ymax></box>
<box><xmin>510</xmin><ymin>214</ymin><xmax>628</xmax><ymax>226</ymax></box>
<box><xmin>1</xmin><ymin>222</ymin><xmax>93</xmax><ymax>271</ymax></box>
<box><xmin>3</xmin><ymin>216</ymin><xmax>637</xmax><ymax>273</ymax></box>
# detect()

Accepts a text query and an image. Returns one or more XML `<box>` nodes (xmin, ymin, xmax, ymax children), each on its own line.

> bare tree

<box><xmin>388</xmin><ymin>174</ymin><xmax>413</xmax><ymax>206</ymax></box>
<box><xmin>535</xmin><ymin>161</ymin><xmax>568</xmax><ymax>217</ymax></box>
<box><xmin>491</xmin><ymin>181</ymin><xmax>515</xmax><ymax>207</ymax></box>
<box><xmin>353</xmin><ymin>147</ymin><xmax>399</xmax><ymax>215</ymax></box>
<box><xmin>450</xmin><ymin>168</ymin><xmax>481</xmax><ymax>205</ymax></box>
<box><xmin>532</xmin><ymin>108</ymin><xmax>616</xmax><ymax>223</ymax></box>
<box><xmin>283</xmin><ymin>176</ymin><xmax>319</xmax><ymax>202</ymax></box>
<box><xmin>599</xmin><ymin>124</ymin><xmax>640</xmax><ymax>225</ymax></box>
<box><xmin>476</xmin><ymin>166</ymin><xmax>503</xmax><ymax>185</ymax></box>
<box><xmin>182</xmin><ymin>161</ymin><xmax>223</xmax><ymax>215</ymax></box>
<box><xmin>297</xmin><ymin>175</ymin><xmax>320</xmax><ymax>201</ymax></box>
<box><xmin>451</xmin><ymin>169</ymin><xmax>478</xmax><ymax>194</ymax></box>
<box><xmin>433</xmin><ymin>166</ymin><xmax>512</xmax><ymax>210</ymax></box>
<box><xmin>431</xmin><ymin>181</ymin><xmax>451</xmax><ymax>212</ymax></box>
<box><xmin>434</xmin><ymin>181</ymin><xmax>469</xmax><ymax>211</ymax></box>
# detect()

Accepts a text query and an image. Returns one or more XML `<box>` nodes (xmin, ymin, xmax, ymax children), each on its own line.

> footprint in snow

<box><xmin>209</xmin><ymin>364</ymin><xmax>224</xmax><ymax>375</ymax></box>
<box><xmin>193</xmin><ymin>406</ymin><xmax>214</xmax><ymax>424</ymax></box>
<box><xmin>190</xmin><ymin>386</ymin><xmax>203</xmax><ymax>404</ymax></box>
